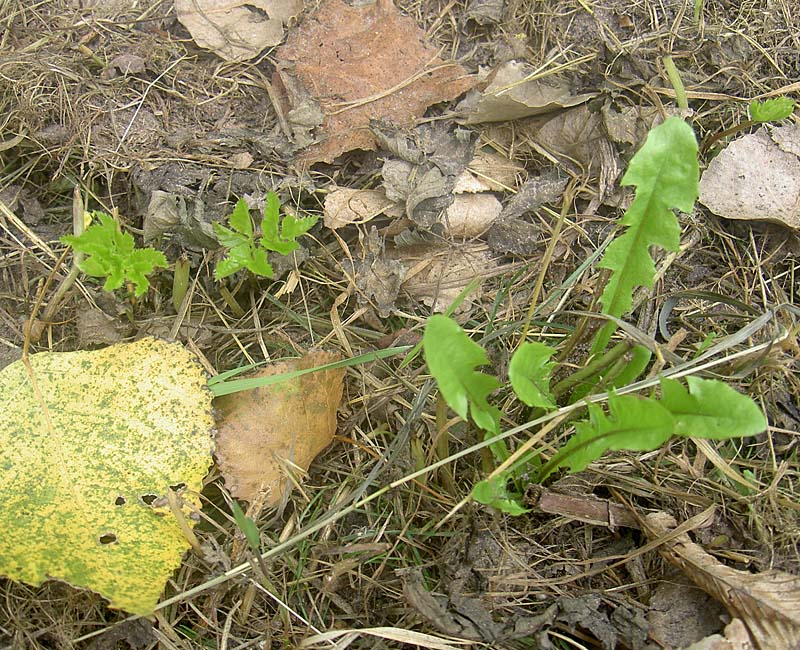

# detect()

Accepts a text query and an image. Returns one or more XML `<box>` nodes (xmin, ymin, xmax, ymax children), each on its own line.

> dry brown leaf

<box><xmin>215</xmin><ymin>351</ymin><xmax>344</xmax><ymax>505</ymax></box>
<box><xmin>275</xmin><ymin>0</ymin><xmax>475</xmax><ymax>164</ymax></box>
<box><xmin>441</xmin><ymin>192</ymin><xmax>502</xmax><ymax>238</ymax></box>
<box><xmin>463</xmin><ymin>150</ymin><xmax>524</xmax><ymax>191</ymax></box>
<box><xmin>459</xmin><ymin>60</ymin><xmax>594</xmax><ymax>125</ymax></box>
<box><xmin>682</xmin><ymin>619</ymin><xmax>755</xmax><ymax>650</ymax></box>
<box><xmin>699</xmin><ymin>126</ymin><xmax>800</xmax><ymax>229</ymax></box>
<box><xmin>390</xmin><ymin>241</ymin><xmax>496</xmax><ymax>312</ymax></box>
<box><xmin>175</xmin><ymin>0</ymin><xmax>301</xmax><ymax>62</ymax></box>
<box><xmin>643</xmin><ymin>511</ymin><xmax>800</xmax><ymax>650</ymax></box>
<box><xmin>323</xmin><ymin>188</ymin><xmax>403</xmax><ymax>230</ymax></box>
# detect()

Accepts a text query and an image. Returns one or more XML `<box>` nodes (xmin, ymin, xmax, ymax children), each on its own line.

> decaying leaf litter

<box><xmin>0</xmin><ymin>0</ymin><xmax>799</xmax><ymax>648</ymax></box>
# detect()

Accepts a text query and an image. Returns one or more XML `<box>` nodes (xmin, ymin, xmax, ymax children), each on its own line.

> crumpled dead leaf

<box><xmin>215</xmin><ymin>351</ymin><xmax>344</xmax><ymax>505</ymax></box>
<box><xmin>355</xmin><ymin>228</ymin><xmax>407</xmax><ymax>318</ymax></box>
<box><xmin>643</xmin><ymin>510</ymin><xmax>800</xmax><ymax>650</ymax></box>
<box><xmin>532</xmin><ymin>104</ymin><xmax>620</xmax><ymax>206</ymax></box>
<box><xmin>143</xmin><ymin>190</ymin><xmax>218</xmax><ymax>249</ymax></box>
<box><xmin>390</xmin><ymin>239</ymin><xmax>496</xmax><ymax>312</ymax></box>
<box><xmin>441</xmin><ymin>192</ymin><xmax>502</xmax><ymax>238</ymax></box>
<box><xmin>323</xmin><ymin>188</ymin><xmax>403</xmax><ymax>230</ymax></box>
<box><xmin>458</xmin><ymin>60</ymin><xmax>594</xmax><ymax>125</ymax></box>
<box><xmin>275</xmin><ymin>0</ymin><xmax>475</xmax><ymax>164</ymax></box>
<box><xmin>376</xmin><ymin>122</ymin><xmax>477</xmax><ymax>228</ymax></box>
<box><xmin>175</xmin><ymin>0</ymin><xmax>302</xmax><ymax>62</ymax></box>
<box><xmin>699</xmin><ymin>126</ymin><xmax>800</xmax><ymax>229</ymax></box>
<box><xmin>458</xmin><ymin>149</ymin><xmax>524</xmax><ymax>192</ymax></box>
<box><xmin>682</xmin><ymin>619</ymin><xmax>754</xmax><ymax>650</ymax></box>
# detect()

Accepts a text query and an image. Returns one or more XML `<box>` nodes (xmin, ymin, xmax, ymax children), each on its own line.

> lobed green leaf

<box><xmin>423</xmin><ymin>315</ymin><xmax>500</xmax><ymax>434</ymax></box>
<box><xmin>593</xmin><ymin>117</ymin><xmax>698</xmax><ymax>353</ymax></box>
<box><xmin>661</xmin><ymin>376</ymin><xmax>767</xmax><ymax>439</ymax></box>
<box><xmin>508</xmin><ymin>342</ymin><xmax>557</xmax><ymax>409</ymax></box>
<box><xmin>749</xmin><ymin>97</ymin><xmax>795</xmax><ymax>123</ymax></box>
<box><xmin>62</xmin><ymin>212</ymin><xmax>166</xmax><ymax>296</ymax></box>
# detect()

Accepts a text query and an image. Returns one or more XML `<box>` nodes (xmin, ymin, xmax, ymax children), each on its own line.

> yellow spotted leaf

<box><xmin>0</xmin><ymin>337</ymin><xmax>214</xmax><ymax>615</ymax></box>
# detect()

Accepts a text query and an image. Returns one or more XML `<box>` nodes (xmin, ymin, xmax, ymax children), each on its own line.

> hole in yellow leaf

<box><xmin>169</xmin><ymin>482</ymin><xmax>186</xmax><ymax>492</ymax></box>
<box><xmin>114</xmin><ymin>496</ymin><xmax>126</xmax><ymax>506</ymax></box>
<box><xmin>99</xmin><ymin>533</ymin><xmax>117</xmax><ymax>545</ymax></box>
<box><xmin>140</xmin><ymin>494</ymin><xmax>158</xmax><ymax>505</ymax></box>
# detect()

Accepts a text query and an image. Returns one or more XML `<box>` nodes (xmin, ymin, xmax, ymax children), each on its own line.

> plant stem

<box><xmin>663</xmin><ymin>56</ymin><xmax>688</xmax><ymax>112</ymax></box>
<box><xmin>699</xmin><ymin>120</ymin><xmax>754</xmax><ymax>156</ymax></box>
<box><xmin>552</xmin><ymin>341</ymin><xmax>629</xmax><ymax>399</ymax></box>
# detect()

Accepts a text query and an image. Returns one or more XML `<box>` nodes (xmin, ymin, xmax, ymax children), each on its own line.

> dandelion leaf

<box><xmin>660</xmin><ymin>376</ymin><xmax>767</xmax><ymax>439</ymax></box>
<box><xmin>551</xmin><ymin>394</ymin><xmax>674</xmax><ymax>477</ymax></box>
<box><xmin>594</xmin><ymin>117</ymin><xmax>698</xmax><ymax>351</ymax></box>
<box><xmin>423</xmin><ymin>315</ymin><xmax>500</xmax><ymax>434</ymax></box>
<box><xmin>0</xmin><ymin>338</ymin><xmax>214</xmax><ymax>615</ymax></box>
<box><xmin>508</xmin><ymin>342</ymin><xmax>556</xmax><ymax>409</ymax></box>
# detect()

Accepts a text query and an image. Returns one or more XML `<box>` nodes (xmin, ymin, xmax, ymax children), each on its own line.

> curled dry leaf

<box><xmin>457</xmin><ymin>149</ymin><xmax>524</xmax><ymax>192</ymax></box>
<box><xmin>643</xmin><ymin>511</ymin><xmax>800</xmax><ymax>650</ymax></box>
<box><xmin>442</xmin><ymin>193</ymin><xmax>502</xmax><ymax>238</ymax></box>
<box><xmin>458</xmin><ymin>60</ymin><xmax>594</xmax><ymax>125</ymax></box>
<box><xmin>215</xmin><ymin>351</ymin><xmax>344</xmax><ymax>505</ymax></box>
<box><xmin>390</xmin><ymin>240</ymin><xmax>497</xmax><ymax>313</ymax></box>
<box><xmin>275</xmin><ymin>0</ymin><xmax>475</xmax><ymax>164</ymax></box>
<box><xmin>175</xmin><ymin>0</ymin><xmax>302</xmax><ymax>62</ymax></box>
<box><xmin>323</xmin><ymin>188</ymin><xmax>403</xmax><ymax>230</ymax></box>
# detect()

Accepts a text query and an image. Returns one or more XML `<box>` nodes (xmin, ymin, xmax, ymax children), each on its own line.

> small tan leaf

<box><xmin>215</xmin><ymin>351</ymin><xmax>344</xmax><ymax>504</ymax></box>
<box><xmin>643</xmin><ymin>511</ymin><xmax>800</xmax><ymax>650</ymax></box>
<box><xmin>460</xmin><ymin>60</ymin><xmax>594</xmax><ymax>125</ymax></box>
<box><xmin>175</xmin><ymin>0</ymin><xmax>302</xmax><ymax>62</ymax></box>
<box><xmin>0</xmin><ymin>338</ymin><xmax>214</xmax><ymax>615</ymax></box>
<box><xmin>442</xmin><ymin>193</ymin><xmax>502</xmax><ymax>238</ymax></box>
<box><xmin>323</xmin><ymin>188</ymin><xmax>403</xmax><ymax>230</ymax></box>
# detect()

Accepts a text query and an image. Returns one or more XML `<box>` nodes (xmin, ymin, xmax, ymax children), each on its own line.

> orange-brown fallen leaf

<box><xmin>275</xmin><ymin>0</ymin><xmax>475</xmax><ymax>165</ymax></box>
<box><xmin>215</xmin><ymin>351</ymin><xmax>344</xmax><ymax>505</ymax></box>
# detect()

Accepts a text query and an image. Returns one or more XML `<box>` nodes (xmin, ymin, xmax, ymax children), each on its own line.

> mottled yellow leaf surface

<box><xmin>0</xmin><ymin>337</ymin><xmax>214</xmax><ymax>615</ymax></box>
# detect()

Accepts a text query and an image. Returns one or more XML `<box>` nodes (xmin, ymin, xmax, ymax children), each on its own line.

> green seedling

<box><xmin>231</xmin><ymin>499</ymin><xmax>261</xmax><ymax>553</ymax></box>
<box><xmin>424</xmin><ymin>315</ymin><xmax>767</xmax><ymax>513</ymax></box>
<box><xmin>61</xmin><ymin>211</ymin><xmax>167</xmax><ymax>296</ymax></box>
<box><xmin>213</xmin><ymin>192</ymin><xmax>317</xmax><ymax>280</ymax></box>
<box><xmin>423</xmin><ymin>116</ymin><xmax>768</xmax><ymax>514</ymax></box>
<box><xmin>700</xmin><ymin>96</ymin><xmax>796</xmax><ymax>154</ymax></box>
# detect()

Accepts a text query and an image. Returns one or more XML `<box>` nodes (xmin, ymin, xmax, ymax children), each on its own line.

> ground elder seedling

<box><xmin>213</xmin><ymin>192</ymin><xmax>317</xmax><ymax>280</ymax></box>
<box><xmin>61</xmin><ymin>211</ymin><xmax>167</xmax><ymax>296</ymax></box>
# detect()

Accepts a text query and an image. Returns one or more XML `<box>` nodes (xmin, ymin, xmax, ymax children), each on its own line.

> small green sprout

<box><xmin>61</xmin><ymin>211</ymin><xmax>167</xmax><ymax>296</ymax></box>
<box><xmin>213</xmin><ymin>192</ymin><xmax>317</xmax><ymax>280</ymax></box>
<box><xmin>748</xmin><ymin>97</ymin><xmax>796</xmax><ymax>123</ymax></box>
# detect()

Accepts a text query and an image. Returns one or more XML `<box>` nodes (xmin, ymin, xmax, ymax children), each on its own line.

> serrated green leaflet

<box><xmin>61</xmin><ymin>212</ymin><xmax>167</xmax><ymax>296</ymax></box>
<box><xmin>508</xmin><ymin>342</ymin><xmax>556</xmax><ymax>409</ymax></box>
<box><xmin>749</xmin><ymin>97</ymin><xmax>795</xmax><ymax>123</ymax></box>
<box><xmin>423</xmin><ymin>315</ymin><xmax>500</xmax><ymax>434</ymax></box>
<box><xmin>593</xmin><ymin>117</ymin><xmax>698</xmax><ymax>353</ymax></box>
<box><xmin>214</xmin><ymin>193</ymin><xmax>317</xmax><ymax>279</ymax></box>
